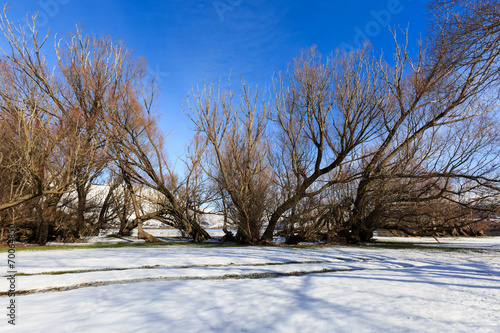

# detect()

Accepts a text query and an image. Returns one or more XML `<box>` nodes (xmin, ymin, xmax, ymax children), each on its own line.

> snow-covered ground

<box><xmin>372</xmin><ymin>236</ymin><xmax>500</xmax><ymax>251</ymax></box>
<box><xmin>93</xmin><ymin>228</ymin><xmax>229</xmax><ymax>240</ymax></box>
<box><xmin>2</xmin><ymin>238</ymin><xmax>499</xmax><ymax>332</ymax></box>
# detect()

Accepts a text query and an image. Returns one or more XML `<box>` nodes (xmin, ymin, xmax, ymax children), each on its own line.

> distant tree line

<box><xmin>1</xmin><ymin>0</ymin><xmax>499</xmax><ymax>245</ymax></box>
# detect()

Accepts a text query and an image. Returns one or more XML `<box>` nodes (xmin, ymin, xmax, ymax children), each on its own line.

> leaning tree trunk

<box><xmin>118</xmin><ymin>219</ymin><xmax>134</xmax><ymax>236</ymax></box>
<box><xmin>182</xmin><ymin>216</ymin><xmax>211</xmax><ymax>242</ymax></box>
<box><xmin>137</xmin><ymin>222</ymin><xmax>161</xmax><ymax>243</ymax></box>
<box><xmin>92</xmin><ymin>183</ymin><xmax>119</xmax><ymax>236</ymax></box>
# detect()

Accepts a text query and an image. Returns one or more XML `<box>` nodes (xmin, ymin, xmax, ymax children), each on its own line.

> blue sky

<box><xmin>4</xmin><ymin>0</ymin><xmax>429</xmax><ymax>159</ymax></box>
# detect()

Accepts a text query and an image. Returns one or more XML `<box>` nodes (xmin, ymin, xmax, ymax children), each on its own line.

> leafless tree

<box><xmin>0</xmin><ymin>11</ymin><xmax>99</xmax><ymax>243</ymax></box>
<box><xmin>259</xmin><ymin>45</ymin><xmax>387</xmax><ymax>242</ymax></box>
<box><xmin>53</xmin><ymin>26</ymin><xmax>127</xmax><ymax>237</ymax></box>
<box><xmin>192</xmin><ymin>81</ymin><xmax>271</xmax><ymax>243</ymax></box>
<box><xmin>106</xmin><ymin>69</ymin><xmax>211</xmax><ymax>242</ymax></box>
<box><xmin>190</xmin><ymin>0</ymin><xmax>500</xmax><ymax>244</ymax></box>
<box><xmin>0</xmin><ymin>7</ymin><xmax>214</xmax><ymax>244</ymax></box>
<box><xmin>339</xmin><ymin>0</ymin><xmax>500</xmax><ymax>242</ymax></box>
<box><xmin>187</xmin><ymin>79</ymin><xmax>273</xmax><ymax>244</ymax></box>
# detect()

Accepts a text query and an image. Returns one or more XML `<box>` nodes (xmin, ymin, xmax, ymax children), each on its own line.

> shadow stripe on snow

<box><xmin>10</xmin><ymin>257</ymin><xmax>377</xmax><ymax>277</ymax></box>
<box><xmin>0</xmin><ymin>264</ymin><xmax>414</xmax><ymax>297</ymax></box>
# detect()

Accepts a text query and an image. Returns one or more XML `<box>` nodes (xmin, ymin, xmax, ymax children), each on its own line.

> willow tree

<box><xmin>0</xmin><ymin>10</ymin><xmax>101</xmax><ymax>243</ymax></box>
<box><xmin>187</xmin><ymin>81</ymin><xmax>272</xmax><ymax>244</ymax></box>
<box><xmin>260</xmin><ymin>45</ymin><xmax>387</xmax><ymax>243</ymax></box>
<box><xmin>341</xmin><ymin>0</ymin><xmax>500</xmax><ymax>242</ymax></box>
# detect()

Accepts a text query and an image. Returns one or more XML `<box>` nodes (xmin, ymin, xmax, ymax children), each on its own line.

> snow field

<box><xmin>2</xmin><ymin>239</ymin><xmax>499</xmax><ymax>332</ymax></box>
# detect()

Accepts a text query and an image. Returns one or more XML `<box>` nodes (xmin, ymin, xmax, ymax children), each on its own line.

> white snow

<box><xmin>2</xmin><ymin>238</ymin><xmax>499</xmax><ymax>332</ymax></box>
<box><xmin>373</xmin><ymin>236</ymin><xmax>500</xmax><ymax>250</ymax></box>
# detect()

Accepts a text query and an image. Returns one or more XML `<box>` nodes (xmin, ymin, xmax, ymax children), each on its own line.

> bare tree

<box><xmin>53</xmin><ymin>26</ymin><xmax>125</xmax><ymax>237</ymax></box>
<box><xmin>260</xmin><ymin>45</ymin><xmax>387</xmax><ymax>242</ymax></box>
<box><xmin>187</xmin><ymin>80</ymin><xmax>273</xmax><ymax>244</ymax></box>
<box><xmin>0</xmin><ymin>22</ymin><xmax>81</xmax><ymax>213</ymax></box>
<box><xmin>0</xmin><ymin>8</ymin><xmax>137</xmax><ymax>243</ymax></box>
<box><xmin>0</xmin><ymin>13</ymin><xmax>99</xmax><ymax>244</ymax></box>
<box><xmin>106</xmin><ymin>69</ymin><xmax>211</xmax><ymax>242</ymax></box>
<box><xmin>339</xmin><ymin>0</ymin><xmax>500</xmax><ymax>242</ymax></box>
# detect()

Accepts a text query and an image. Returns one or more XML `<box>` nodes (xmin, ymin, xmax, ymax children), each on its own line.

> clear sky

<box><xmin>3</xmin><ymin>0</ymin><xmax>429</xmax><ymax>160</ymax></box>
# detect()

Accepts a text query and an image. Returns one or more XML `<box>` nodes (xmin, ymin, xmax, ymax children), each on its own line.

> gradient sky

<box><xmin>3</xmin><ymin>0</ymin><xmax>429</xmax><ymax>160</ymax></box>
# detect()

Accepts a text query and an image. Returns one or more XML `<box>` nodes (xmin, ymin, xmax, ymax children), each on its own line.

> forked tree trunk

<box><xmin>118</xmin><ymin>219</ymin><xmax>134</xmax><ymax>236</ymax></box>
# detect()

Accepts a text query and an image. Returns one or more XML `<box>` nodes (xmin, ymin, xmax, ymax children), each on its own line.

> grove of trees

<box><xmin>1</xmin><ymin>0</ymin><xmax>499</xmax><ymax>245</ymax></box>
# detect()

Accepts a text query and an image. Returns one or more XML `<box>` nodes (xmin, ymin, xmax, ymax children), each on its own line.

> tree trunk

<box><xmin>137</xmin><ymin>223</ymin><xmax>161</xmax><ymax>243</ymax></box>
<box><xmin>118</xmin><ymin>225</ymin><xmax>130</xmax><ymax>236</ymax></box>
<box><xmin>75</xmin><ymin>183</ymin><xmax>87</xmax><ymax>237</ymax></box>
<box><xmin>260</xmin><ymin>204</ymin><xmax>292</xmax><ymax>243</ymax></box>
<box><xmin>35</xmin><ymin>194</ymin><xmax>62</xmax><ymax>244</ymax></box>
<box><xmin>118</xmin><ymin>218</ymin><xmax>136</xmax><ymax>236</ymax></box>
<box><xmin>189</xmin><ymin>222</ymin><xmax>211</xmax><ymax>242</ymax></box>
<box><xmin>36</xmin><ymin>218</ymin><xmax>49</xmax><ymax>245</ymax></box>
<box><xmin>346</xmin><ymin>224</ymin><xmax>374</xmax><ymax>243</ymax></box>
<box><xmin>93</xmin><ymin>182</ymin><xmax>119</xmax><ymax>235</ymax></box>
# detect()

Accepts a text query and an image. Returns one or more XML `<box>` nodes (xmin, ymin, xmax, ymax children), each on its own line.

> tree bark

<box><xmin>137</xmin><ymin>222</ymin><xmax>161</xmax><ymax>243</ymax></box>
<box><xmin>36</xmin><ymin>219</ymin><xmax>49</xmax><ymax>245</ymax></box>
